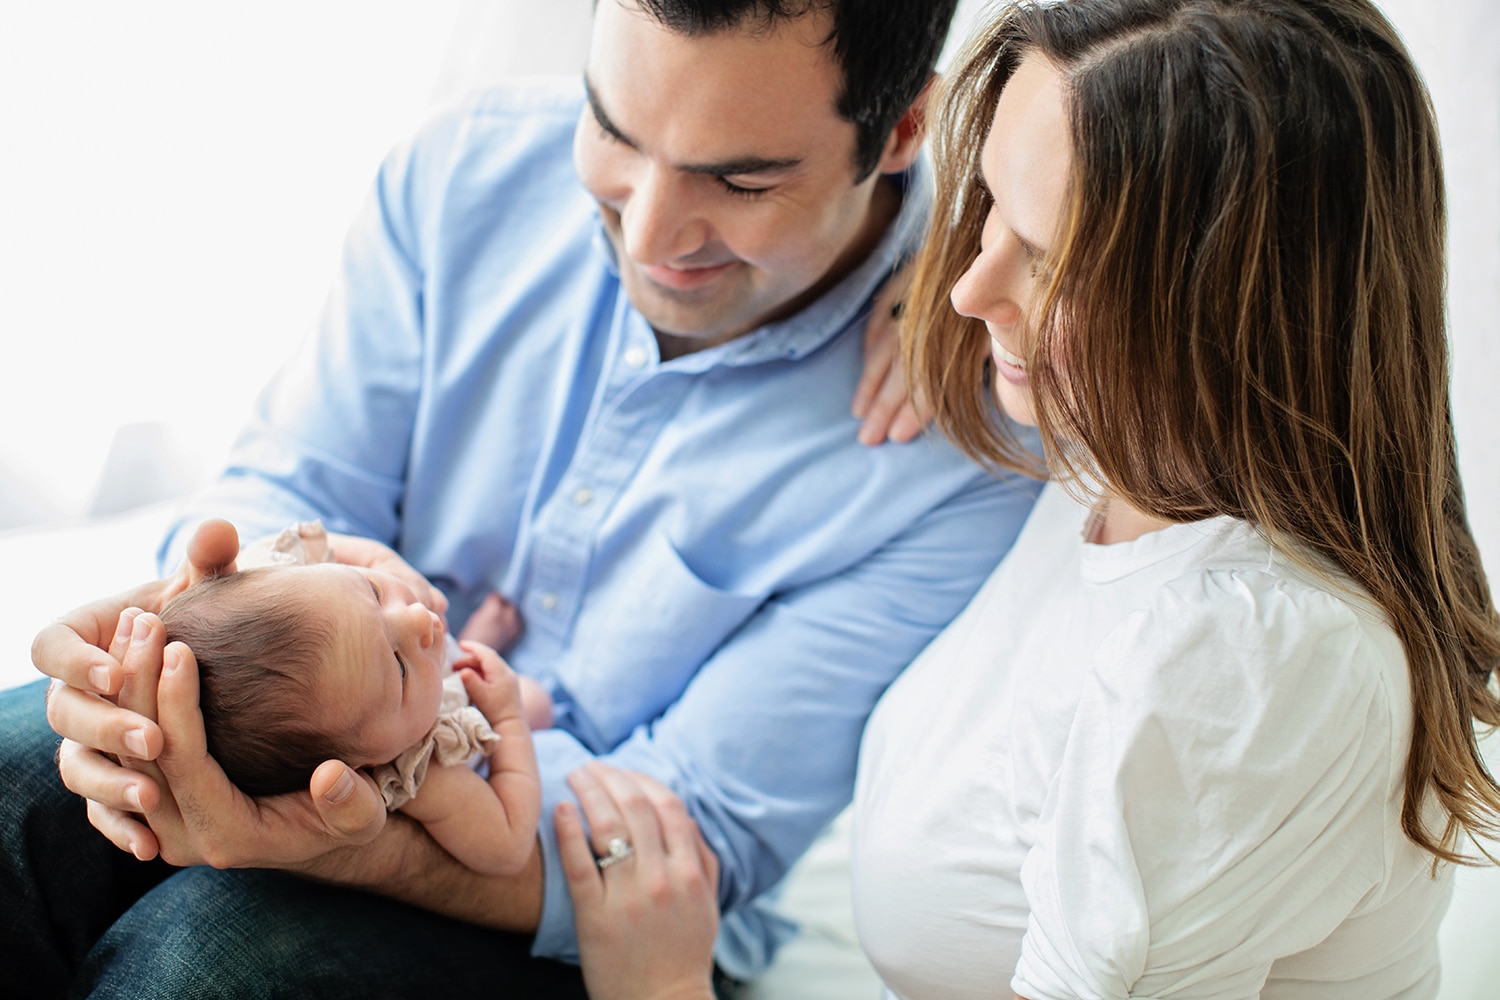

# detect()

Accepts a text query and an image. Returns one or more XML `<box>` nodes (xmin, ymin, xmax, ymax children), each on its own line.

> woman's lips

<box><xmin>991</xmin><ymin>337</ymin><xmax>1029</xmax><ymax>386</ymax></box>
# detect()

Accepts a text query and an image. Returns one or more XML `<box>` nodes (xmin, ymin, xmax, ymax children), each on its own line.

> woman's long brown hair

<box><xmin>907</xmin><ymin>0</ymin><xmax>1500</xmax><ymax>863</ymax></box>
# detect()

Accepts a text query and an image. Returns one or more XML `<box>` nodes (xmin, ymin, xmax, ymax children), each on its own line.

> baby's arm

<box><xmin>397</xmin><ymin>641</ymin><xmax>541</xmax><ymax>877</ymax></box>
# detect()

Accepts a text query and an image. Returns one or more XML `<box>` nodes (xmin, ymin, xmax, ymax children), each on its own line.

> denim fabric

<box><xmin>1</xmin><ymin>680</ymin><xmax>587</xmax><ymax>999</ymax></box>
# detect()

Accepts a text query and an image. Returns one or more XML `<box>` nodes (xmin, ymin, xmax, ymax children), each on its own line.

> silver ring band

<box><xmin>596</xmin><ymin>836</ymin><xmax>635</xmax><ymax>870</ymax></box>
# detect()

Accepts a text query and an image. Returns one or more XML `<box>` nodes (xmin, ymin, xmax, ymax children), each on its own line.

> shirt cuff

<box><xmin>527</xmin><ymin>727</ymin><xmax>597</xmax><ymax>964</ymax></box>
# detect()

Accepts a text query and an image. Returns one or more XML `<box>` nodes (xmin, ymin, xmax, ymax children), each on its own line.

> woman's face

<box><xmin>949</xmin><ymin>52</ymin><xmax>1073</xmax><ymax>427</ymax></box>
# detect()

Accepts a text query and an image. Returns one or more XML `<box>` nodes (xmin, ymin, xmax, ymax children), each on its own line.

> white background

<box><xmin>0</xmin><ymin>1</ymin><xmax>465</xmax><ymax>524</ymax></box>
<box><xmin>0</xmin><ymin>0</ymin><xmax>1492</xmax><ymax>555</ymax></box>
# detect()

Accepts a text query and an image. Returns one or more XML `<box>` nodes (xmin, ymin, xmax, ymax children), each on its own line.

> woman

<box><xmin>561</xmin><ymin>0</ymin><xmax>1500</xmax><ymax>997</ymax></box>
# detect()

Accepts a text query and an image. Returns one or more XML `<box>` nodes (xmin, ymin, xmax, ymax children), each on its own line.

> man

<box><xmin>14</xmin><ymin>1</ymin><xmax>1037</xmax><ymax>995</ymax></box>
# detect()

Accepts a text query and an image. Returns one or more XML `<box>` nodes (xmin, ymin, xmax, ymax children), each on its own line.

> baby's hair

<box><xmin>160</xmin><ymin>569</ymin><xmax>351</xmax><ymax>796</ymax></box>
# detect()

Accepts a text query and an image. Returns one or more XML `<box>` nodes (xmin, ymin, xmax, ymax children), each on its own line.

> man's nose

<box><xmin>620</xmin><ymin>166</ymin><xmax>707</xmax><ymax>266</ymax></box>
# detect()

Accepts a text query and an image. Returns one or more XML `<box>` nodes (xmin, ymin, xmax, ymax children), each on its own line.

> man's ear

<box><xmin>874</xmin><ymin>72</ymin><xmax>938</xmax><ymax>175</ymax></box>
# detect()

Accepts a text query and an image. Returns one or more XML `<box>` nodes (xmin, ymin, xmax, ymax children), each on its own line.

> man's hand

<box><xmin>324</xmin><ymin>531</ymin><xmax>449</xmax><ymax>621</ymax></box>
<box><xmin>34</xmin><ymin>517</ymin><xmax>240</xmax><ymax>702</ymax></box>
<box><xmin>36</xmin><ymin>517</ymin><xmax>240</xmax><ymax>858</ymax></box>
<box><xmin>52</xmin><ymin>613</ymin><xmax>387</xmax><ymax>868</ymax></box>
<box><xmin>37</xmin><ymin>518</ymin><xmax>387</xmax><ymax>866</ymax></box>
<box><xmin>852</xmin><ymin>263</ymin><xmax>932</xmax><ymax>446</ymax></box>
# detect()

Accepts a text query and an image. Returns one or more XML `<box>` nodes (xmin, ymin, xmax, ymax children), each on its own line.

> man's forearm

<box><xmin>292</xmin><ymin>814</ymin><xmax>545</xmax><ymax>933</ymax></box>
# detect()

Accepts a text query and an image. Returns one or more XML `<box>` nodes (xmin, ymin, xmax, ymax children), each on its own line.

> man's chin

<box><xmin>622</xmin><ymin>278</ymin><xmax>740</xmax><ymax>342</ymax></box>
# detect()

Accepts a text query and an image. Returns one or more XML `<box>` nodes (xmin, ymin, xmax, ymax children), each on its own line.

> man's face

<box><xmin>575</xmin><ymin>0</ymin><xmax>891</xmax><ymax>350</ymax></box>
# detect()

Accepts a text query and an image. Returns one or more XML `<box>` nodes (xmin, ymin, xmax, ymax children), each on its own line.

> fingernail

<box><xmin>127</xmin><ymin>840</ymin><xmax>140</xmax><ymax>859</ymax></box>
<box><xmin>324</xmin><ymin>770</ymin><xmax>355</xmax><ymax>804</ymax></box>
<box><xmin>131</xmin><ymin>615</ymin><xmax>151</xmax><ymax>644</ymax></box>
<box><xmin>115</xmin><ymin>611</ymin><xmax>137</xmax><ymax>643</ymax></box>
<box><xmin>124</xmin><ymin>728</ymin><xmax>148</xmax><ymax>758</ymax></box>
<box><xmin>90</xmin><ymin>665</ymin><xmax>111</xmax><ymax>693</ymax></box>
<box><xmin>124</xmin><ymin>784</ymin><xmax>143</xmax><ymax>811</ymax></box>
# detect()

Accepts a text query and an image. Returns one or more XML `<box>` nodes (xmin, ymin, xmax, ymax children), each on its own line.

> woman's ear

<box><xmin>874</xmin><ymin>73</ymin><xmax>938</xmax><ymax>175</ymax></box>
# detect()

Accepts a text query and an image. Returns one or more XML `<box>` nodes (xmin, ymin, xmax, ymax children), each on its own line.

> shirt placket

<box><xmin>521</xmin><ymin>317</ymin><xmax>684</xmax><ymax>644</ymax></box>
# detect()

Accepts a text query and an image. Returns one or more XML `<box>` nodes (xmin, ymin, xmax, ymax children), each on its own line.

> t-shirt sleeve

<box><xmin>1013</xmin><ymin>570</ymin><xmax>1402</xmax><ymax>1000</ymax></box>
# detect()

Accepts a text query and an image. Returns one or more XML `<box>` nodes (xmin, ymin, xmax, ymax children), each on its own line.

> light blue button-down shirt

<box><xmin>160</xmin><ymin>79</ymin><xmax>1040</xmax><ymax>976</ymax></box>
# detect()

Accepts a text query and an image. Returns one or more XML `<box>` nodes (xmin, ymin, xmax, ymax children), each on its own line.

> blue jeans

<box><xmin>0</xmin><ymin>680</ymin><xmax>587</xmax><ymax>998</ymax></box>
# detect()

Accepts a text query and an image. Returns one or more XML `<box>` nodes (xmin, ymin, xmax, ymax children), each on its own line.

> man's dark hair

<box><xmin>161</xmin><ymin>569</ymin><xmax>353</xmax><ymax>796</ymax></box>
<box><xmin>632</xmin><ymin>0</ymin><xmax>961</xmax><ymax>179</ymax></box>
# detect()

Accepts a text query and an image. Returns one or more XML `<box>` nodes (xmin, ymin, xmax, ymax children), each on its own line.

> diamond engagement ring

<box><xmin>596</xmin><ymin>837</ymin><xmax>635</xmax><ymax>870</ymax></box>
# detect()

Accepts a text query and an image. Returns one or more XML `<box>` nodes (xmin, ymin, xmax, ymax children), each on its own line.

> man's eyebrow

<box><xmin>682</xmin><ymin>155</ymin><xmax>802</xmax><ymax>178</ymax></box>
<box><xmin>584</xmin><ymin>76</ymin><xmax>635</xmax><ymax>148</ymax></box>
<box><xmin>583</xmin><ymin>75</ymin><xmax>801</xmax><ymax>178</ymax></box>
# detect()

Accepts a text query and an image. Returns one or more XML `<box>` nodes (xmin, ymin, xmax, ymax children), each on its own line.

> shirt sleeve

<box><xmin>1013</xmin><ymin>570</ymin><xmax>1401</xmax><ymax>1000</ymax></box>
<box><xmin>530</xmin><ymin>469</ymin><xmax>1040</xmax><ymax>969</ymax></box>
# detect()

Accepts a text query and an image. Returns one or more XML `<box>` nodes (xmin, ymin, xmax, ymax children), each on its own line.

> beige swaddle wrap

<box><xmin>370</xmin><ymin>672</ymin><xmax>500</xmax><ymax>810</ymax></box>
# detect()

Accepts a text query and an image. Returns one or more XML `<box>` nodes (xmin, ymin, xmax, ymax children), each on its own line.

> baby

<box><xmin>159</xmin><ymin>523</ymin><xmax>546</xmax><ymax>877</ymax></box>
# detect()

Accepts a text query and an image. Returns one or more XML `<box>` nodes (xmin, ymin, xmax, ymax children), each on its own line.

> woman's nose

<box><xmin>950</xmin><ymin>251</ymin><xmax>1024</xmax><ymax>327</ymax></box>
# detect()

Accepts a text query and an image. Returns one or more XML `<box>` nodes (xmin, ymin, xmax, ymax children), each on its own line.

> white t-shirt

<box><xmin>852</xmin><ymin>482</ymin><xmax>1451</xmax><ymax>999</ymax></box>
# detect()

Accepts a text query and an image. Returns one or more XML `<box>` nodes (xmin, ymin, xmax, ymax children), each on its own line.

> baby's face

<box><xmin>284</xmin><ymin>563</ymin><xmax>449</xmax><ymax>765</ymax></box>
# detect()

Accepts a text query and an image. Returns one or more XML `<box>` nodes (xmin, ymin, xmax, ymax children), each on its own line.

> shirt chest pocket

<box><xmin>559</xmin><ymin>529</ymin><xmax>766</xmax><ymax>748</ymax></box>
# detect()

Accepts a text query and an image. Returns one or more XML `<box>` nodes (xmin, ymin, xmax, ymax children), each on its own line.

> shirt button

<box><xmin>572</xmin><ymin>487</ymin><xmax>594</xmax><ymax>507</ymax></box>
<box><xmin>623</xmin><ymin>346</ymin><xmax>648</xmax><ymax>369</ymax></box>
<box><xmin>538</xmin><ymin>593</ymin><xmax>559</xmax><ymax>612</ymax></box>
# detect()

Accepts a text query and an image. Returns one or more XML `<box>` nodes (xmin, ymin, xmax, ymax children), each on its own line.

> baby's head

<box><xmin>160</xmin><ymin>563</ymin><xmax>449</xmax><ymax>796</ymax></box>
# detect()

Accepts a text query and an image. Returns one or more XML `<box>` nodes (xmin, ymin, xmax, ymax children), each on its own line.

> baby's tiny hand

<box><xmin>455</xmin><ymin>640</ymin><xmax>524</xmax><ymax>728</ymax></box>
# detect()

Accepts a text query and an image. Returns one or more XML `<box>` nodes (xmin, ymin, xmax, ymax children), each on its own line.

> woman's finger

<box><xmin>590</xmin><ymin>765</ymin><xmax>667</xmax><ymax>860</ymax></box>
<box><xmin>567</xmin><ymin>765</ymin><xmax>631</xmax><ymax>858</ymax></box>
<box><xmin>620</xmin><ymin>771</ymin><xmax>717</xmax><ymax>884</ymax></box>
<box><xmin>858</xmin><ymin>376</ymin><xmax>914</xmax><ymax>445</ymax></box>
<box><xmin>695</xmin><ymin>823</ymin><xmax>720</xmax><ymax>888</ymax></box>
<box><xmin>852</xmin><ymin>332</ymin><xmax>897</xmax><ymax>419</ymax></box>
<box><xmin>556</xmin><ymin>801</ymin><xmax>605</xmax><ymax>909</ymax></box>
